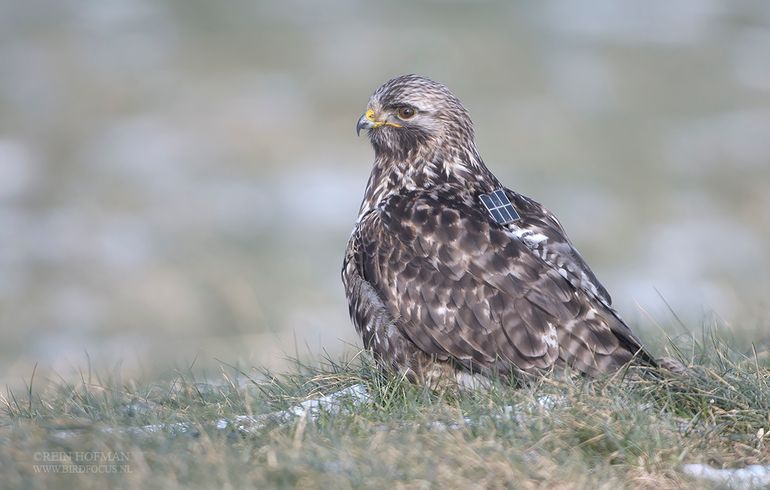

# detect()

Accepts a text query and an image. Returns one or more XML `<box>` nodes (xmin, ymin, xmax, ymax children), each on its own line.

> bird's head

<box><xmin>356</xmin><ymin>74</ymin><xmax>475</xmax><ymax>158</ymax></box>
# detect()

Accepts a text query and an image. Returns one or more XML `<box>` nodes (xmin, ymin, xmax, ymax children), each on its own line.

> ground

<box><xmin>1</xmin><ymin>329</ymin><xmax>769</xmax><ymax>489</ymax></box>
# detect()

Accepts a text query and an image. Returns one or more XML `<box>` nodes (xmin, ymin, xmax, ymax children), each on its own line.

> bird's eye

<box><xmin>397</xmin><ymin>106</ymin><xmax>416</xmax><ymax>120</ymax></box>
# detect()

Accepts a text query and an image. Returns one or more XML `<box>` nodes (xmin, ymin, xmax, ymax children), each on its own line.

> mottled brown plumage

<box><xmin>343</xmin><ymin>74</ymin><xmax>655</xmax><ymax>387</ymax></box>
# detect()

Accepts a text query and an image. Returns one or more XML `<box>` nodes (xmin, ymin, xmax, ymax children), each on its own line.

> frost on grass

<box><xmin>216</xmin><ymin>383</ymin><xmax>371</xmax><ymax>434</ymax></box>
<box><xmin>48</xmin><ymin>383</ymin><xmax>373</xmax><ymax>439</ymax></box>
<box><xmin>46</xmin><ymin>382</ymin><xmax>562</xmax><ymax>438</ymax></box>
<box><xmin>429</xmin><ymin>393</ymin><xmax>565</xmax><ymax>431</ymax></box>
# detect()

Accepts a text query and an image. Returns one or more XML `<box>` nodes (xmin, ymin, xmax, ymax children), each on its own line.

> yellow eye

<box><xmin>397</xmin><ymin>106</ymin><xmax>416</xmax><ymax>120</ymax></box>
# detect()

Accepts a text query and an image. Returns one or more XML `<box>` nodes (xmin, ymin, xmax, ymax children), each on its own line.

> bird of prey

<box><xmin>343</xmin><ymin>74</ymin><xmax>656</xmax><ymax>387</ymax></box>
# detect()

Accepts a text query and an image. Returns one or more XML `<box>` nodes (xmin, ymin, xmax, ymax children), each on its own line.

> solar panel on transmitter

<box><xmin>479</xmin><ymin>189</ymin><xmax>520</xmax><ymax>225</ymax></box>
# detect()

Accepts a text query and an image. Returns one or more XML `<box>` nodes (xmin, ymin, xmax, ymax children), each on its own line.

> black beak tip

<box><xmin>356</xmin><ymin>114</ymin><xmax>370</xmax><ymax>137</ymax></box>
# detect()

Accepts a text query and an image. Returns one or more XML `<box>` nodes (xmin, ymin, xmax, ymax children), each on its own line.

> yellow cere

<box><xmin>365</xmin><ymin>107</ymin><xmax>402</xmax><ymax>129</ymax></box>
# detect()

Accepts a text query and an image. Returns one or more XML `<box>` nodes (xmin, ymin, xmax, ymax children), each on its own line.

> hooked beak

<box><xmin>356</xmin><ymin>111</ymin><xmax>373</xmax><ymax>136</ymax></box>
<box><xmin>356</xmin><ymin>108</ymin><xmax>402</xmax><ymax>136</ymax></box>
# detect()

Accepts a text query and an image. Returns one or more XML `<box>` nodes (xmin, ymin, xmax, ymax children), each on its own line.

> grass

<box><xmin>1</xmin><ymin>330</ymin><xmax>769</xmax><ymax>489</ymax></box>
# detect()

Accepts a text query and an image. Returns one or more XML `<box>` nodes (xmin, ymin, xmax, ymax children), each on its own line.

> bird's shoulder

<box><xmin>503</xmin><ymin>189</ymin><xmax>613</xmax><ymax>307</ymax></box>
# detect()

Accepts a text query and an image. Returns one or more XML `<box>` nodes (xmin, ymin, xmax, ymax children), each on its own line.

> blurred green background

<box><xmin>1</xmin><ymin>0</ymin><xmax>769</xmax><ymax>385</ymax></box>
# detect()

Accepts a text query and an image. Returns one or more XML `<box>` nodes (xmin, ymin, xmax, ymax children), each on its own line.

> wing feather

<box><xmin>345</xmin><ymin>187</ymin><xmax>652</xmax><ymax>379</ymax></box>
<box><xmin>506</xmin><ymin>190</ymin><xmax>614</xmax><ymax>306</ymax></box>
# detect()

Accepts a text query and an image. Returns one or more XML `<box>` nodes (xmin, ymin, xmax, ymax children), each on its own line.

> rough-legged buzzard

<box><xmin>343</xmin><ymin>74</ymin><xmax>656</xmax><ymax>387</ymax></box>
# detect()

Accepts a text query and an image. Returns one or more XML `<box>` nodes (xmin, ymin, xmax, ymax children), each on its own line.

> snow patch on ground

<box><xmin>682</xmin><ymin>464</ymin><xmax>770</xmax><ymax>489</ymax></box>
